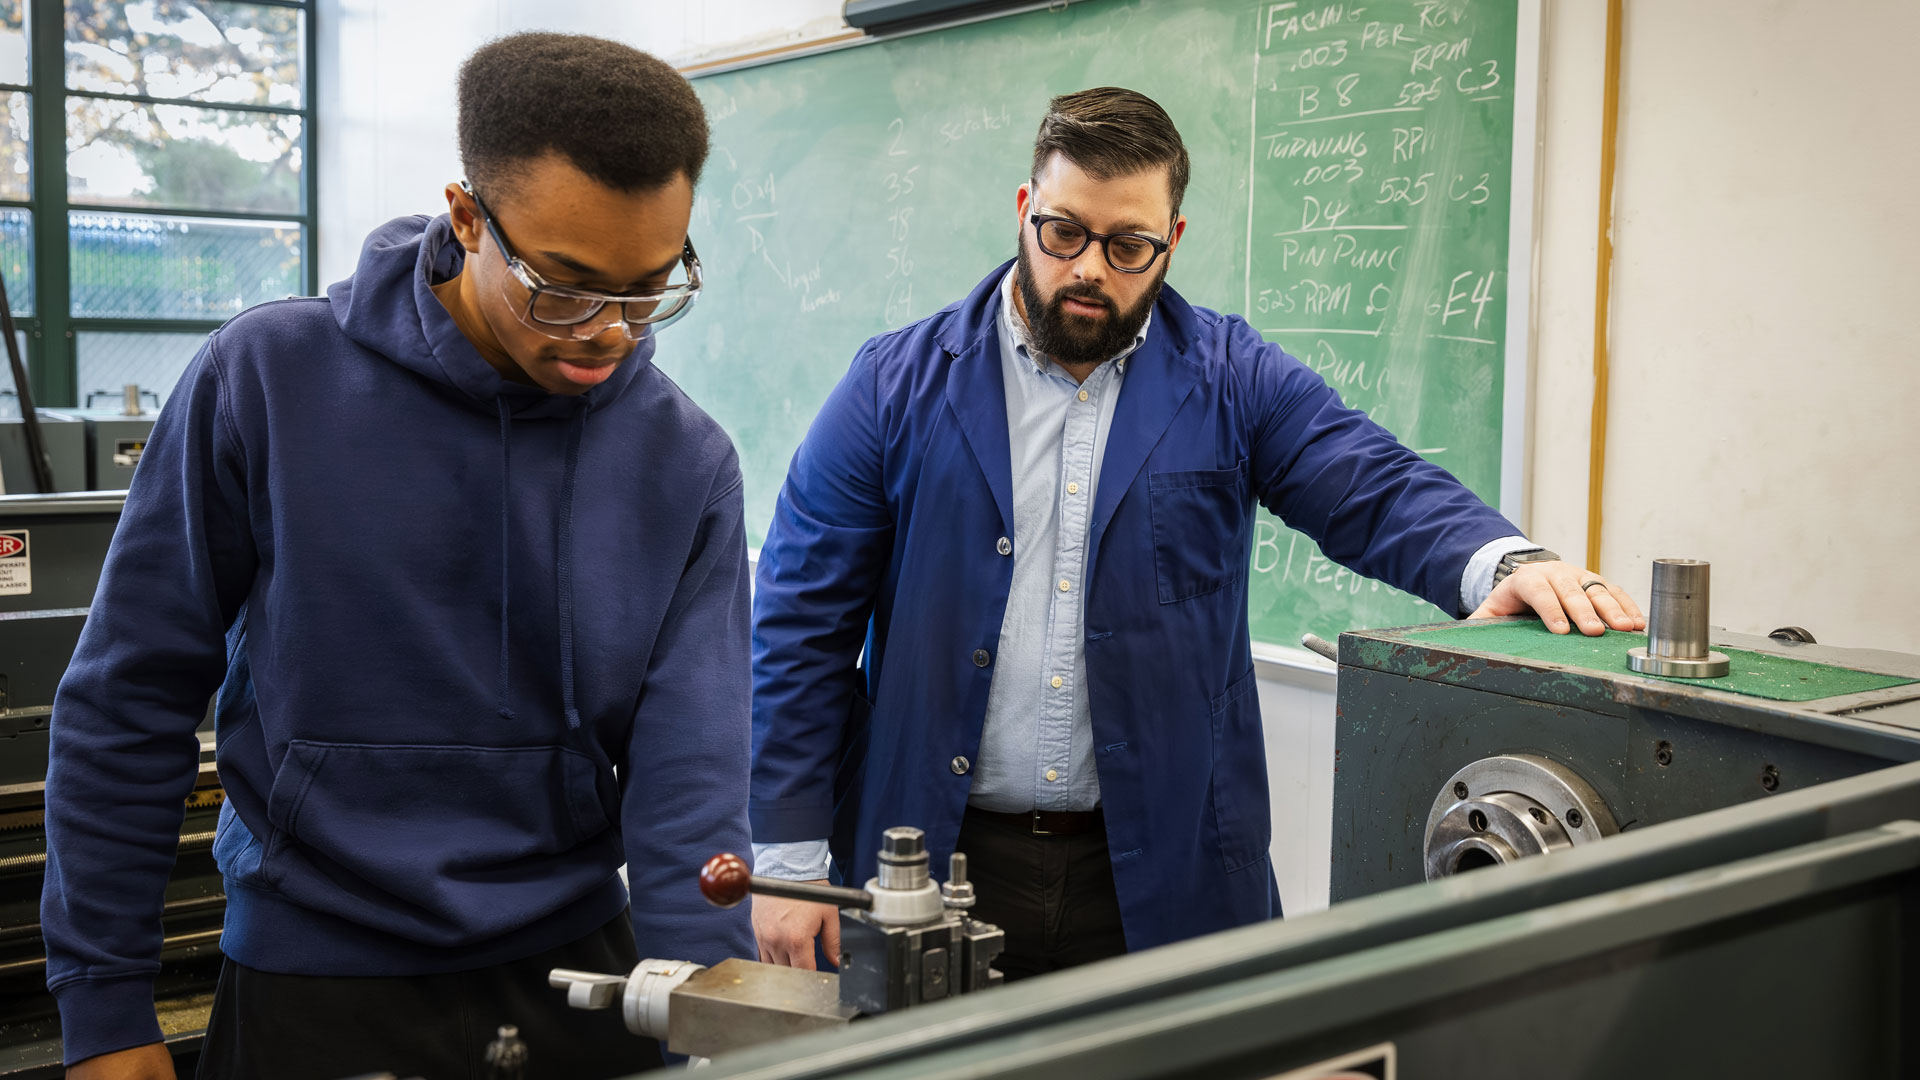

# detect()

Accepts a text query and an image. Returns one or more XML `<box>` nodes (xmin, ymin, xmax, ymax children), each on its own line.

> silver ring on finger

<box><xmin>1579</xmin><ymin>579</ymin><xmax>1608</xmax><ymax>592</ymax></box>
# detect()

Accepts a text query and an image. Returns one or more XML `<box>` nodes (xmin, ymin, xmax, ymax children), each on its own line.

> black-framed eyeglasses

<box><xmin>461</xmin><ymin>181</ymin><xmax>703</xmax><ymax>341</ymax></box>
<box><xmin>1028</xmin><ymin>212</ymin><xmax>1171</xmax><ymax>274</ymax></box>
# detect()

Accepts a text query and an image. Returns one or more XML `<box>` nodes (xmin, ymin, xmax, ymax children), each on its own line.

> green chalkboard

<box><xmin>676</xmin><ymin>0</ymin><xmax>1536</xmax><ymax>653</ymax></box>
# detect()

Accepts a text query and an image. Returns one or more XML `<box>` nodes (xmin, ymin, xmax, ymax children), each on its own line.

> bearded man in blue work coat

<box><xmin>748</xmin><ymin>88</ymin><xmax>1645</xmax><ymax>979</ymax></box>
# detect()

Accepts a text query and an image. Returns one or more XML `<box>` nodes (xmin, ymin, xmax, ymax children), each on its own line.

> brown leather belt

<box><xmin>966</xmin><ymin>806</ymin><xmax>1104</xmax><ymax>837</ymax></box>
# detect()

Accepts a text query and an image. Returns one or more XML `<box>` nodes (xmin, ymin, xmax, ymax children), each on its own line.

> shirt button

<box><xmin>972</xmin><ymin>649</ymin><xmax>991</xmax><ymax>667</ymax></box>
<box><xmin>1067</xmin><ymin>481</ymin><xmax>1080</xmax><ymax>495</ymax></box>
<box><xmin>951</xmin><ymin>756</ymin><xmax>971</xmax><ymax>775</ymax></box>
<box><xmin>1046</xmin><ymin>769</ymin><xmax>1059</xmax><ymax>782</ymax></box>
<box><xmin>997</xmin><ymin>536</ymin><xmax>1012</xmax><ymax>556</ymax></box>
<box><xmin>1058</xmin><ymin>579</ymin><xmax>1071</xmax><ymax>592</ymax></box>
<box><xmin>1051</xmin><ymin>675</ymin><xmax>1063</xmax><ymax>689</ymax></box>
<box><xmin>1077</xmin><ymin>389</ymin><xmax>1090</xmax><ymax>402</ymax></box>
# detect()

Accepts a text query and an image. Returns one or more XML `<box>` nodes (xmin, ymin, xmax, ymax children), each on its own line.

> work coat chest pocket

<box><xmin>1148</xmin><ymin>463</ymin><xmax>1249</xmax><ymax>603</ymax></box>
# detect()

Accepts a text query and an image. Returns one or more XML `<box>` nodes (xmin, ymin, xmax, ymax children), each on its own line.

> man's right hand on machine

<box><xmin>752</xmin><ymin>881</ymin><xmax>842</xmax><ymax>970</ymax></box>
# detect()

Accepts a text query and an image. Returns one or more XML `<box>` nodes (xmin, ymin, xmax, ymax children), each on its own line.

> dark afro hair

<box><xmin>458</xmin><ymin>33</ymin><xmax>709</xmax><ymax>201</ymax></box>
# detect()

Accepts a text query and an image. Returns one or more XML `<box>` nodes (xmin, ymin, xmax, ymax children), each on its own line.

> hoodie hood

<box><xmin>326</xmin><ymin>213</ymin><xmax>655</xmax><ymax>419</ymax></box>
<box><xmin>326</xmin><ymin>213</ymin><xmax>656</xmax><ymax>732</ymax></box>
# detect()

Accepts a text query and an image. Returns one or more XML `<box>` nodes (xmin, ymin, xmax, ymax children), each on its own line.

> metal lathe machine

<box><xmin>547</xmin><ymin>561</ymin><xmax>1920</xmax><ymax>1079</ymax></box>
<box><xmin>548</xmin><ymin>826</ymin><xmax>1005</xmax><ymax>1059</ymax></box>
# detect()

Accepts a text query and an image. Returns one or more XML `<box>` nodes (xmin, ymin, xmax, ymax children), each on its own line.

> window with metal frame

<box><xmin>0</xmin><ymin>0</ymin><xmax>314</xmax><ymax>414</ymax></box>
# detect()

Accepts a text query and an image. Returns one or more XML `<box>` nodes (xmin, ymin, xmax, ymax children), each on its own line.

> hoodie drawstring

<box><xmin>493</xmin><ymin>399</ymin><xmax>588</xmax><ymax>731</ymax></box>
<box><xmin>495</xmin><ymin>398</ymin><xmax>516</xmax><ymax>721</ymax></box>
<box><xmin>557</xmin><ymin>410</ymin><xmax>586</xmax><ymax>730</ymax></box>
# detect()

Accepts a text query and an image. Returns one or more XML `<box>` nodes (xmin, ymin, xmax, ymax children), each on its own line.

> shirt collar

<box><xmin>998</xmin><ymin>269</ymin><xmax>1151</xmax><ymax>378</ymax></box>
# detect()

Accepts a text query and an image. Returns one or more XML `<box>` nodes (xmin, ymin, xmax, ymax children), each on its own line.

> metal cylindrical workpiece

<box><xmin>1628</xmin><ymin>558</ymin><xmax>1730</xmax><ymax>678</ymax></box>
<box><xmin>1647</xmin><ymin>559</ymin><xmax>1712</xmax><ymax>658</ymax></box>
<box><xmin>123</xmin><ymin>383</ymin><xmax>143</xmax><ymax>416</ymax></box>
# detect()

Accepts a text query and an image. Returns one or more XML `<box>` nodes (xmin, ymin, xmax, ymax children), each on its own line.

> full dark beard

<box><xmin>1015</xmin><ymin>242</ymin><xmax>1166</xmax><ymax>368</ymax></box>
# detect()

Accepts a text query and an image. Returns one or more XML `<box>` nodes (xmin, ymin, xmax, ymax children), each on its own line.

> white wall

<box><xmin>1526</xmin><ymin>0</ymin><xmax>1920</xmax><ymax>655</ymax></box>
<box><xmin>1526</xmin><ymin>0</ymin><xmax>1609</xmax><ymax>573</ymax></box>
<box><xmin>1595</xmin><ymin>0</ymin><xmax>1920</xmax><ymax>654</ymax></box>
<box><xmin>313</xmin><ymin>0</ymin><xmax>845</xmax><ymax>287</ymax></box>
<box><xmin>1258</xmin><ymin>664</ymin><xmax>1336</xmax><ymax>915</ymax></box>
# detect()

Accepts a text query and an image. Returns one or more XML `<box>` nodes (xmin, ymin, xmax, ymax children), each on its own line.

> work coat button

<box><xmin>972</xmin><ymin>649</ymin><xmax>992</xmax><ymax>667</ymax></box>
<box><xmin>951</xmin><ymin>756</ymin><xmax>971</xmax><ymax>775</ymax></box>
<box><xmin>997</xmin><ymin>536</ymin><xmax>1013</xmax><ymax>556</ymax></box>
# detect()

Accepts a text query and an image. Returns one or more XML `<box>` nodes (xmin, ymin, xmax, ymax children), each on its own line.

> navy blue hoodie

<box><xmin>40</xmin><ymin>215</ymin><xmax>755</xmax><ymax>1063</ymax></box>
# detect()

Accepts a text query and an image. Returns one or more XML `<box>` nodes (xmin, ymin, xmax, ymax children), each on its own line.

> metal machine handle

<box><xmin>549</xmin><ymin>968</ymin><xmax>628</xmax><ymax>1009</ymax></box>
<box><xmin>698</xmin><ymin>852</ymin><xmax>875</xmax><ymax>910</ymax></box>
<box><xmin>1302</xmin><ymin>633</ymin><xmax>1339</xmax><ymax>663</ymax></box>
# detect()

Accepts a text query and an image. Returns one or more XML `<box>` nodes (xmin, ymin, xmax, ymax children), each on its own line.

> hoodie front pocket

<box><xmin>262</xmin><ymin>740</ymin><xmax>613</xmax><ymax>911</ymax></box>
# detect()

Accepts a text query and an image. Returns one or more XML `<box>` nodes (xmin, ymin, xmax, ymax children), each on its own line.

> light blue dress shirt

<box><xmin>965</xmin><ymin>270</ymin><xmax>1147</xmax><ymax>813</ymax></box>
<box><xmin>752</xmin><ymin>273</ymin><xmax>1527</xmax><ymax>879</ymax></box>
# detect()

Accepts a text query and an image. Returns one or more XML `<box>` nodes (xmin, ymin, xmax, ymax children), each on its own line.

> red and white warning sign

<box><xmin>0</xmin><ymin>530</ymin><xmax>29</xmax><ymax>595</ymax></box>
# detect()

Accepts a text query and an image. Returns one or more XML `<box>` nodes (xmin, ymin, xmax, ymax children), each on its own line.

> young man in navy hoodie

<box><xmin>41</xmin><ymin>33</ymin><xmax>752</xmax><ymax>1079</ymax></box>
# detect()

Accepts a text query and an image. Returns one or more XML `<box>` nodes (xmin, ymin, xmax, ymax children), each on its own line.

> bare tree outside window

<box><xmin>0</xmin><ymin>0</ymin><xmax>312</xmax><ymax>408</ymax></box>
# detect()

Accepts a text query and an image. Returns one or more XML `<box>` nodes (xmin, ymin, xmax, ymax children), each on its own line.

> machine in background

<box><xmin>1</xmin><ymin>384</ymin><xmax>158</xmax><ymax>495</ymax></box>
<box><xmin>1330</xmin><ymin>613</ymin><xmax>1920</xmax><ymax>900</ymax></box>
<box><xmin>0</xmin><ymin>414</ymin><xmax>85</xmax><ymax>495</ymax></box>
<box><xmin>0</xmin><ymin>492</ymin><xmax>221</xmax><ymax>1079</ymax></box>
<box><xmin>550</xmin><ymin>826</ymin><xmax>1004</xmax><ymax>1060</ymax></box>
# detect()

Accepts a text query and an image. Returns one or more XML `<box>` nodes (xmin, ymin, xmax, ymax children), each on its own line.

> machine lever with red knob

<box><xmin>699</xmin><ymin>852</ymin><xmax>875</xmax><ymax>910</ymax></box>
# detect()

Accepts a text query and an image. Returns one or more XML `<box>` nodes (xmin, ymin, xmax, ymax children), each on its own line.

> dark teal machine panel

<box><xmin>1331</xmin><ymin>617</ymin><xmax>1920</xmax><ymax>901</ymax></box>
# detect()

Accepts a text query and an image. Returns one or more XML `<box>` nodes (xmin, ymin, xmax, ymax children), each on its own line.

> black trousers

<box><xmin>954</xmin><ymin>807</ymin><xmax>1128</xmax><ymax>981</ymax></box>
<box><xmin>196</xmin><ymin>913</ymin><xmax>662</xmax><ymax>1080</ymax></box>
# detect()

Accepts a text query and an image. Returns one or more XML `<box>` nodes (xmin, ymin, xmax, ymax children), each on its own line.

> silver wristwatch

<box><xmin>1492</xmin><ymin>547</ymin><xmax>1560</xmax><ymax>586</ymax></box>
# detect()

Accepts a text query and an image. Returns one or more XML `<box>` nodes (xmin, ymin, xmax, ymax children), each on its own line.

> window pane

<box><xmin>75</xmin><ymin>330</ymin><xmax>206</xmax><ymax>408</ymax></box>
<box><xmin>0</xmin><ymin>0</ymin><xmax>25</xmax><ymax>86</ymax></box>
<box><xmin>0</xmin><ymin>331</ymin><xmax>28</xmax><ymax>415</ymax></box>
<box><xmin>68</xmin><ymin>98</ymin><xmax>303</xmax><ymax>214</ymax></box>
<box><xmin>70</xmin><ymin>211</ymin><xmax>301</xmax><ymax>319</ymax></box>
<box><xmin>0</xmin><ymin>207</ymin><xmax>31</xmax><ymax>315</ymax></box>
<box><xmin>66</xmin><ymin>1</ymin><xmax>304</xmax><ymax>108</ymax></box>
<box><xmin>0</xmin><ymin>90</ymin><xmax>28</xmax><ymax>200</ymax></box>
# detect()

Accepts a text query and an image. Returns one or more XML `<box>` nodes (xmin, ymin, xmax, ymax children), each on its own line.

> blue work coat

<box><xmin>750</xmin><ymin>261</ymin><xmax>1517</xmax><ymax>952</ymax></box>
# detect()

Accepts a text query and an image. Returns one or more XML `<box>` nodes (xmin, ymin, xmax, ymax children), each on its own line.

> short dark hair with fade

<box><xmin>1031</xmin><ymin>87</ymin><xmax>1191</xmax><ymax>218</ymax></box>
<box><xmin>458</xmin><ymin>32</ymin><xmax>709</xmax><ymax>200</ymax></box>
